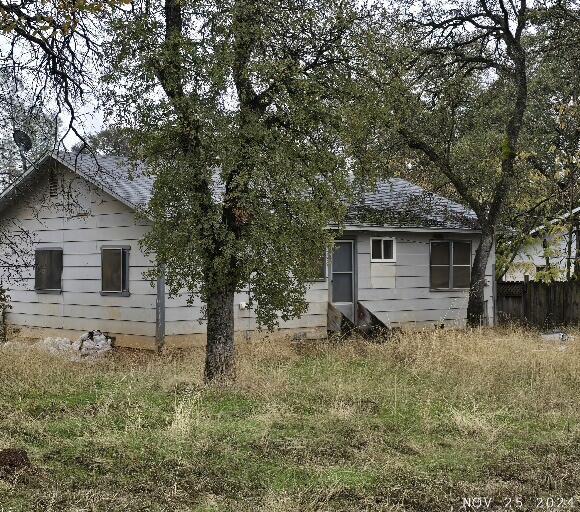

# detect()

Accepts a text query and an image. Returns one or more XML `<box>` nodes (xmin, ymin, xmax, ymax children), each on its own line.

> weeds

<box><xmin>0</xmin><ymin>327</ymin><xmax>579</xmax><ymax>511</ymax></box>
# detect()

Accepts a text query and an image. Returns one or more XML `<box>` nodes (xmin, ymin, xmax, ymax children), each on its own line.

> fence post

<box><xmin>542</xmin><ymin>283</ymin><xmax>556</xmax><ymax>329</ymax></box>
<box><xmin>563</xmin><ymin>282</ymin><xmax>568</xmax><ymax>325</ymax></box>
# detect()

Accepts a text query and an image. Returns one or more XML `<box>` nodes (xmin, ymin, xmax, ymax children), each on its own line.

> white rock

<box><xmin>540</xmin><ymin>332</ymin><xmax>575</xmax><ymax>343</ymax></box>
<box><xmin>34</xmin><ymin>330</ymin><xmax>112</xmax><ymax>360</ymax></box>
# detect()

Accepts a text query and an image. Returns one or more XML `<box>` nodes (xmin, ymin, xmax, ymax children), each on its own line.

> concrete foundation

<box><xmin>11</xmin><ymin>325</ymin><xmax>328</xmax><ymax>350</ymax></box>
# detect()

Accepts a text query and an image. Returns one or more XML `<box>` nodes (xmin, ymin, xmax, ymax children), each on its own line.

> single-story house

<box><xmin>0</xmin><ymin>151</ymin><xmax>495</xmax><ymax>349</ymax></box>
<box><xmin>504</xmin><ymin>206</ymin><xmax>579</xmax><ymax>282</ymax></box>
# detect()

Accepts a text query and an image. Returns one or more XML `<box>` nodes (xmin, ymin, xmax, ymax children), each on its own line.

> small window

<box><xmin>370</xmin><ymin>237</ymin><xmax>396</xmax><ymax>262</ymax></box>
<box><xmin>49</xmin><ymin>173</ymin><xmax>59</xmax><ymax>198</ymax></box>
<box><xmin>101</xmin><ymin>247</ymin><xmax>130</xmax><ymax>295</ymax></box>
<box><xmin>35</xmin><ymin>249</ymin><xmax>63</xmax><ymax>292</ymax></box>
<box><xmin>430</xmin><ymin>240</ymin><xmax>471</xmax><ymax>289</ymax></box>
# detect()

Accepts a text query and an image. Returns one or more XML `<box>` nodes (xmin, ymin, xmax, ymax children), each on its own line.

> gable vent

<box><xmin>49</xmin><ymin>173</ymin><xmax>59</xmax><ymax>198</ymax></box>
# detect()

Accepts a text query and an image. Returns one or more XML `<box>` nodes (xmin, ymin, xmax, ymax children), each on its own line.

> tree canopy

<box><xmin>101</xmin><ymin>0</ymin><xmax>373</xmax><ymax>380</ymax></box>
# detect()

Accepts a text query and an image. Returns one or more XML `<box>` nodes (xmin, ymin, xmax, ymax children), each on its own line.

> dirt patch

<box><xmin>0</xmin><ymin>448</ymin><xmax>31</xmax><ymax>477</ymax></box>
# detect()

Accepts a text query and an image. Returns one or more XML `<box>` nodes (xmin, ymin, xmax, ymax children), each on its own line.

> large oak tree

<box><xmin>361</xmin><ymin>0</ymin><xmax>542</xmax><ymax>326</ymax></box>
<box><xmin>102</xmin><ymin>0</ymin><xmax>371</xmax><ymax>381</ymax></box>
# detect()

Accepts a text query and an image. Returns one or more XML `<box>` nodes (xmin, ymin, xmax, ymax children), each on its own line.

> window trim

<box><xmin>100</xmin><ymin>245</ymin><xmax>131</xmax><ymax>296</ymax></box>
<box><xmin>429</xmin><ymin>240</ymin><xmax>472</xmax><ymax>291</ymax></box>
<box><xmin>34</xmin><ymin>247</ymin><xmax>63</xmax><ymax>294</ymax></box>
<box><xmin>370</xmin><ymin>237</ymin><xmax>396</xmax><ymax>263</ymax></box>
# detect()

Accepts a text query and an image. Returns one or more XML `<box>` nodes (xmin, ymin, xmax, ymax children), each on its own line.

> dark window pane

<box><xmin>430</xmin><ymin>266</ymin><xmax>450</xmax><ymax>289</ymax></box>
<box><xmin>102</xmin><ymin>249</ymin><xmax>123</xmax><ymax>292</ymax></box>
<box><xmin>431</xmin><ymin>242</ymin><xmax>450</xmax><ymax>265</ymax></box>
<box><xmin>453</xmin><ymin>242</ymin><xmax>471</xmax><ymax>266</ymax></box>
<box><xmin>332</xmin><ymin>273</ymin><xmax>353</xmax><ymax>302</ymax></box>
<box><xmin>333</xmin><ymin>242</ymin><xmax>352</xmax><ymax>272</ymax></box>
<box><xmin>453</xmin><ymin>266</ymin><xmax>471</xmax><ymax>288</ymax></box>
<box><xmin>35</xmin><ymin>250</ymin><xmax>62</xmax><ymax>290</ymax></box>
<box><xmin>371</xmin><ymin>239</ymin><xmax>382</xmax><ymax>260</ymax></box>
<box><xmin>383</xmin><ymin>239</ymin><xmax>394</xmax><ymax>260</ymax></box>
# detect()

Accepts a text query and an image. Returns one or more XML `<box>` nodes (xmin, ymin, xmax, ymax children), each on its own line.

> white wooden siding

<box><xmin>2</xmin><ymin>160</ymin><xmax>329</xmax><ymax>340</ymax></box>
<box><xmin>0</xmin><ymin>158</ymin><xmax>495</xmax><ymax>340</ymax></box>
<box><xmin>164</xmin><ymin>281</ymin><xmax>328</xmax><ymax>336</ymax></box>
<box><xmin>355</xmin><ymin>231</ymin><xmax>495</xmax><ymax>327</ymax></box>
<box><xmin>2</xmin><ymin>163</ymin><xmax>157</xmax><ymax>338</ymax></box>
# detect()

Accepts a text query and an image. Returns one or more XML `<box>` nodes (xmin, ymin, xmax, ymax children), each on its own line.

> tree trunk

<box><xmin>467</xmin><ymin>228</ymin><xmax>494</xmax><ymax>327</ymax></box>
<box><xmin>204</xmin><ymin>284</ymin><xmax>236</xmax><ymax>383</ymax></box>
<box><xmin>566</xmin><ymin>223</ymin><xmax>574</xmax><ymax>280</ymax></box>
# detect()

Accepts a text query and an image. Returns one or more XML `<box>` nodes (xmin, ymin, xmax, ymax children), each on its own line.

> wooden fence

<box><xmin>497</xmin><ymin>281</ymin><xmax>580</xmax><ymax>327</ymax></box>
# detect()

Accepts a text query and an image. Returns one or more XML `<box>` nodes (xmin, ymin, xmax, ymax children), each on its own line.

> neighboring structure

<box><xmin>0</xmin><ymin>152</ymin><xmax>495</xmax><ymax>349</ymax></box>
<box><xmin>504</xmin><ymin>206</ymin><xmax>580</xmax><ymax>282</ymax></box>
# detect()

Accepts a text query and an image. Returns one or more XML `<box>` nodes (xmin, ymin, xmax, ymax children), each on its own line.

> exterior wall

<box><xmin>0</xmin><ymin>160</ymin><xmax>328</xmax><ymax>347</ymax></box>
<box><xmin>1</xmin><ymin>162</ymin><xmax>159</xmax><ymax>347</ymax></box>
<box><xmin>163</xmin><ymin>283</ymin><xmax>328</xmax><ymax>347</ymax></box>
<box><xmin>351</xmin><ymin>231</ymin><xmax>495</xmax><ymax>328</ymax></box>
<box><xmin>506</xmin><ymin>231</ymin><xmax>578</xmax><ymax>282</ymax></box>
<box><xmin>0</xmin><ymin>160</ymin><xmax>495</xmax><ymax>347</ymax></box>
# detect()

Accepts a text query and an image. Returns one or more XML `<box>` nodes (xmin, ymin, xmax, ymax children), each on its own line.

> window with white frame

<box><xmin>370</xmin><ymin>237</ymin><xmax>396</xmax><ymax>262</ymax></box>
<box><xmin>430</xmin><ymin>240</ymin><xmax>471</xmax><ymax>289</ymax></box>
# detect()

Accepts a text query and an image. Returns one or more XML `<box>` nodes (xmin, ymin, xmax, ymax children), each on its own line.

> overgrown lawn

<box><xmin>1</xmin><ymin>328</ymin><xmax>579</xmax><ymax>511</ymax></box>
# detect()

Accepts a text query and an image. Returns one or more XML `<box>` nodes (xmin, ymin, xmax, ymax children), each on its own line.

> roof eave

<box><xmin>49</xmin><ymin>152</ymin><xmax>143</xmax><ymax>213</ymax></box>
<box><xmin>330</xmin><ymin>223</ymin><xmax>482</xmax><ymax>234</ymax></box>
<box><xmin>0</xmin><ymin>152</ymin><xmax>54</xmax><ymax>212</ymax></box>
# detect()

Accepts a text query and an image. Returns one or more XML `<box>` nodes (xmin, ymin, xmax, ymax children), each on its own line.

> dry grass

<box><xmin>1</xmin><ymin>327</ymin><xmax>580</xmax><ymax>511</ymax></box>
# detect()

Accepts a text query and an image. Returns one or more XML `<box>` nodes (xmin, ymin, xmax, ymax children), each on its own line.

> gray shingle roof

<box><xmin>348</xmin><ymin>178</ymin><xmax>479</xmax><ymax>230</ymax></box>
<box><xmin>53</xmin><ymin>151</ymin><xmax>153</xmax><ymax>210</ymax></box>
<box><xmin>3</xmin><ymin>151</ymin><xmax>478</xmax><ymax>231</ymax></box>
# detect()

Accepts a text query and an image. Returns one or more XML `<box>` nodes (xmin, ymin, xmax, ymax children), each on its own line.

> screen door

<box><xmin>332</xmin><ymin>240</ymin><xmax>354</xmax><ymax>320</ymax></box>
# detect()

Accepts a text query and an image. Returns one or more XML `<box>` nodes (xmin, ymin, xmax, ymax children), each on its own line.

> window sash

<box><xmin>430</xmin><ymin>264</ymin><xmax>451</xmax><ymax>289</ymax></box>
<box><xmin>371</xmin><ymin>239</ymin><xmax>382</xmax><ymax>260</ymax></box>
<box><xmin>101</xmin><ymin>248</ymin><xmax>129</xmax><ymax>293</ymax></box>
<box><xmin>452</xmin><ymin>264</ymin><xmax>471</xmax><ymax>289</ymax></box>
<box><xmin>35</xmin><ymin>249</ymin><xmax>63</xmax><ymax>291</ymax></box>
<box><xmin>370</xmin><ymin>237</ymin><xmax>396</xmax><ymax>262</ymax></box>
<box><xmin>430</xmin><ymin>241</ymin><xmax>471</xmax><ymax>289</ymax></box>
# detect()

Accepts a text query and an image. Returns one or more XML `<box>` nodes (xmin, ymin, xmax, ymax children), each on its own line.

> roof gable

<box><xmin>52</xmin><ymin>152</ymin><xmax>153</xmax><ymax>211</ymax></box>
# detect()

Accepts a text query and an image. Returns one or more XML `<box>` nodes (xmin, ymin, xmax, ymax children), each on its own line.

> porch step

<box><xmin>356</xmin><ymin>301</ymin><xmax>391</xmax><ymax>339</ymax></box>
<box><xmin>327</xmin><ymin>302</ymin><xmax>355</xmax><ymax>335</ymax></box>
<box><xmin>327</xmin><ymin>302</ymin><xmax>395</xmax><ymax>340</ymax></box>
